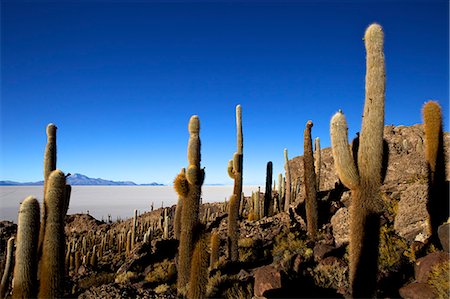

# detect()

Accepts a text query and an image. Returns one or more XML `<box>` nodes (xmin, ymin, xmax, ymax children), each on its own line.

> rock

<box><xmin>253</xmin><ymin>265</ymin><xmax>282</xmax><ymax>297</ymax></box>
<box><xmin>340</xmin><ymin>191</ymin><xmax>351</xmax><ymax>208</ymax></box>
<box><xmin>415</xmin><ymin>251</ymin><xmax>450</xmax><ymax>283</ymax></box>
<box><xmin>394</xmin><ymin>183</ymin><xmax>431</xmax><ymax>242</ymax></box>
<box><xmin>438</xmin><ymin>223</ymin><xmax>449</xmax><ymax>252</ymax></box>
<box><xmin>330</xmin><ymin>207</ymin><xmax>350</xmax><ymax>247</ymax></box>
<box><xmin>292</xmin><ymin>254</ymin><xmax>303</xmax><ymax>273</ymax></box>
<box><xmin>237</xmin><ymin>269</ymin><xmax>251</xmax><ymax>281</ymax></box>
<box><xmin>313</xmin><ymin>243</ymin><xmax>335</xmax><ymax>262</ymax></box>
<box><xmin>399</xmin><ymin>282</ymin><xmax>436</xmax><ymax>299</ymax></box>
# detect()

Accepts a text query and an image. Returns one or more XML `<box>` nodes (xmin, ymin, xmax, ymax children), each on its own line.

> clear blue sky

<box><xmin>1</xmin><ymin>0</ymin><xmax>448</xmax><ymax>185</ymax></box>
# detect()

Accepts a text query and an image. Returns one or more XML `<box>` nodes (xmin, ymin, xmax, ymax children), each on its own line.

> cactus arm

<box><xmin>330</xmin><ymin>111</ymin><xmax>360</xmax><ymax>190</ymax></box>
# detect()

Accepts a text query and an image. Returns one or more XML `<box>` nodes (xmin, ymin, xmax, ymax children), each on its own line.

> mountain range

<box><xmin>0</xmin><ymin>173</ymin><xmax>164</xmax><ymax>186</ymax></box>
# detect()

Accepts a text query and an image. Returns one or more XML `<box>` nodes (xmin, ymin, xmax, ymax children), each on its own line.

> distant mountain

<box><xmin>0</xmin><ymin>173</ymin><xmax>164</xmax><ymax>186</ymax></box>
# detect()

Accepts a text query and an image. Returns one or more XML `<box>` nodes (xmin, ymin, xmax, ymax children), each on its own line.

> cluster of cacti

<box><xmin>303</xmin><ymin>120</ymin><xmax>319</xmax><ymax>238</ymax></box>
<box><xmin>173</xmin><ymin>115</ymin><xmax>205</xmax><ymax>292</ymax></box>
<box><xmin>227</xmin><ymin>105</ymin><xmax>243</xmax><ymax>262</ymax></box>
<box><xmin>284</xmin><ymin>148</ymin><xmax>291</xmax><ymax>212</ymax></box>
<box><xmin>3</xmin><ymin>124</ymin><xmax>73</xmax><ymax>298</ymax></box>
<box><xmin>422</xmin><ymin>101</ymin><xmax>449</xmax><ymax>244</ymax></box>
<box><xmin>330</xmin><ymin>23</ymin><xmax>385</xmax><ymax>297</ymax></box>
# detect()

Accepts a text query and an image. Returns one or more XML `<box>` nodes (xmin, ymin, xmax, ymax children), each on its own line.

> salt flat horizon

<box><xmin>0</xmin><ymin>185</ymin><xmax>265</xmax><ymax>223</ymax></box>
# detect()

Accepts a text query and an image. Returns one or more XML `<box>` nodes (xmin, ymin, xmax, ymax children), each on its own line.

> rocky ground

<box><xmin>1</xmin><ymin>124</ymin><xmax>449</xmax><ymax>298</ymax></box>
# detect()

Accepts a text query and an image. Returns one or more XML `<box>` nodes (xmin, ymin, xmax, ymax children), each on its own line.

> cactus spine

<box><xmin>38</xmin><ymin>170</ymin><xmax>67</xmax><ymax>298</ymax></box>
<box><xmin>284</xmin><ymin>148</ymin><xmax>291</xmax><ymax>212</ymax></box>
<box><xmin>176</xmin><ymin>116</ymin><xmax>204</xmax><ymax>291</ymax></box>
<box><xmin>0</xmin><ymin>237</ymin><xmax>15</xmax><ymax>299</ymax></box>
<box><xmin>330</xmin><ymin>23</ymin><xmax>385</xmax><ymax>297</ymax></box>
<box><xmin>314</xmin><ymin>137</ymin><xmax>321</xmax><ymax>190</ymax></box>
<box><xmin>303</xmin><ymin>120</ymin><xmax>318</xmax><ymax>238</ymax></box>
<box><xmin>227</xmin><ymin>105</ymin><xmax>243</xmax><ymax>262</ymax></box>
<box><xmin>12</xmin><ymin>196</ymin><xmax>40</xmax><ymax>299</ymax></box>
<box><xmin>264</xmin><ymin>161</ymin><xmax>273</xmax><ymax>217</ymax></box>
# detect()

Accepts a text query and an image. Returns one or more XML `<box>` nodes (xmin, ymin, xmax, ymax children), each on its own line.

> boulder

<box><xmin>415</xmin><ymin>251</ymin><xmax>450</xmax><ymax>283</ymax></box>
<box><xmin>399</xmin><ymin>282</ymin><xmax>436</xmax><ymax>299</ymax></box>
<box><xmin>253</xmin><ymin>265</ymin><xmax>282</xmax><ymax>297</ymax></box>
<box><xmin>394</xmin><ymin>183</ymin><xmax>431</xmax><ymax>242</ymax></box>
<box><xmin>330</xmin><ymin>207</ymin><xmax>350</xmax><ymax>247</ymax></box>
<box><xmin>313</xmin><ymin>243</ymin><xmax>335</xmax><ymax>262</ymax></box>
<box><xmin>438</xmin><ymin>223</ymin><xmax>449</xmax><ymax>252</ymax></box>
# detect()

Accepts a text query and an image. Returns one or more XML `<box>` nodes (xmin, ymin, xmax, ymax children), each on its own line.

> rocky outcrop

<box><xmin>330</xmin><ymin>207</ymin><xmax>350</xmax><ymax>247</ymax></box>
<box><xmin>394</xmin><ymin>182</ymin><xmax>431</xmax><ymax>242</ymax></box>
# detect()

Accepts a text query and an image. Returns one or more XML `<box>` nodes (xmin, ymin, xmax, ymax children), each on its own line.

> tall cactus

<box><xmin>38</xmin><ymin>170</ymin><xmax>67</xmax><ymax>298</ymax></box>
<box><xmin>176</xmin><ymin>116</ymin><xmax>204</xmax><ymax>291</ymax></box>
<box><xmin>38</xmin><ymin>124</ymin><xmax>57</xmax><ymax>260</ymax></box>
<box><xmin>264</xmin><ymin>161</ymin><xmax>273</xmax><ymax>217</ymax></box>
<box><xmin>303</xmin><ymin>120</ymin><xmax>318</xmax><ymax>238</ymax></box>
<box><xmin>330</xmin><ymin>23</ymin><xmax>385</xmax><ymax>297</ymax></box>
<box><xmin>227</xmin><ymin>105</ymin><xmax>243</xmax><ymax>262</ymax></box>
<box><xmin>12</xmin><ymin>196</ymin><xmax>40</xmax><ymax>299</ymax></box>
<box><xmin>284</xmin><ymin>149</ymin><xmax>291</xmax><ymax>212</ymax></box>
<box><xmin>422</xmin><ymin>101</ymin><xmax>448</xmax><ymax>242</ymax></box>
<box><xmin>314</xmin><ymin>137</ymin><xmax>321</xmax><ymax>190</ymax></box>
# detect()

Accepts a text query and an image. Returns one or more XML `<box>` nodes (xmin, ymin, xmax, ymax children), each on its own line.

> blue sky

<box><xmin>1</xmin><ymin>0</ymin><xmax>448</xmax><ymax>185</ymax></box>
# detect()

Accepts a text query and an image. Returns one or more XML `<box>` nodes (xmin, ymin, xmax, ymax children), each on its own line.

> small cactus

<box><xmin>314</xmin><ymin>137</ymin><xmax>321</xmax><ymax>190</ymax></box>
<box><xmin>12</xmin><ymin>196</ymin><xmax>40</xmax><ymax>299</ymax></box>
<box><xmin>210</xmin><ymin>231</ymin><xmax>220</xmax><ymax>268</ymax></box>
<box><xmin>284</xmin><ymin>149</ymin><xmax>291</xmax><ymax>212</ymax></box>
<box><xmin>0</xmin><ymin>237</ymin><xmax>15</xmax><ymax>299</ymax></box>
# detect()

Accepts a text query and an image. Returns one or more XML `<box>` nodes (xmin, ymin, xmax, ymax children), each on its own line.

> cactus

<box><xmin>173</xmin><ymin>168</ymin><xmax>187</xmax><ymax>240</ymax></box>
<box><xmin>0</xmin><ymin>237</ymin><xmax>15</xmax><ymax>299</ymax></box>
<box><xmin>304</xmin><ymin>120</ymin><xmax>318</xmax><ymax>238</ymax></box>
<box><xmin>38</xmin><ymin>169</ymin><xmax>67</xmax><ymax>298</ymax></box>
<box><xmin>314</xmin><ymin>137</ymin><xmax>321</xmax><ymax>190</ymax></box>
<box><xmin>227</xmin><ymin>194</ymin><xmax>239</xmax><ymax>261</ymax></box>
<box><xmin>132</xmin><ymin>209</ymin><xmax>137</xmax><ymax>248</ymax></box>
<box><xmin>227</xmin><ymin>105</ymin><xmax>243</xmax><ymax>262</ymax></box>
<box><xmin>176</xmin><ymin>116</ymin><xmax>204</xmax><ymax>291</ymax></box>
<box><xmin>12</xmin><ymin>196</ymin><xmax>40</xmax><ymax>299</ymax></box>
<box><xmin>187</xmin><ymin>233</ymin><xmax>209</xmax><ymax>299</ymax></box>
<box><xmin>38</xmin><ymin>124</ymin><xmax>57</xmax><ymax>261</ymax></box>
<box><xmin>264</xmin><ymin>161</ymin><xmax>273</xmax><ymax>217</ymax></box>
<box><xmin>284</xmin><ymin>149</ymin><xmax>291</xmax><ymax>212</ymax></box>
<box><xmin>329</xmin><ymin>23</ymin><xmax>385</xmax><ymax>297</ymax></box>
<box><xmin>210</xmin><ymin>231</ymin><xmax>220</xmax><ymax>268</ymax></box>
<box><xmin>423</xmin><ymin>101</ymin><xmax>443</xmax><ymax>181</ymax></box>
<box><xmin>422</xmin><ymin>101</ymin><xmax>448</xmax><ymax>243</ymax></box>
